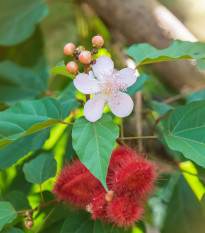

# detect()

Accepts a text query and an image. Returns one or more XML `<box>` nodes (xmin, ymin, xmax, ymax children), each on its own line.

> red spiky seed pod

<box><xmin>107</xmin><ymin>195</ymin><xmax>143</xmax><ymax>227</ymax></box>
<box><xmin>91</xmin><ymin>188</ymin><xmax>108</xmax><ymax>220</ymax></box>
<box><xmin>111</xmin><ymin>156</ymin><xmax>156</xmax><ymax>198</ymax></box>
<box><xmin>66</xmin><ymin>61</ymin><xmax>79</xmax><ymax>74</ymax></box>
<box><xmin>92</xmin><ymin>35</ymin><xmax>104</xmax><ymax>48</ymax></box>
<box><xmin>64</xmin><ymin>43</ymin><xmax>76</xmax><ymax>56</ymax></box>
<box><xmin>78</xmin><ymin>51</ymin><xmax>92</xmax><ymax>64</ymax></box>
<box><xmin>53</xmin><ymin>160</ymin><xmax>100</xmax><ymax>207</ymax></box>
<box><xmin>108</xmin><ymin>146</ymin><xmax>135</xmax><ymax>171</ymax></box>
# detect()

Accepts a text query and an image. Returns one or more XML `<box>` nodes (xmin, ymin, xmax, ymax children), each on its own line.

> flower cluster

<box><xmin>53</xmin><ymin>147</ymin><xmax>156</xmax><ymax>228</ymax></box>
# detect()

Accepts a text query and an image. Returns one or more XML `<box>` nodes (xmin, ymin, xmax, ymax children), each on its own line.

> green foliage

<box><xmin>164</xmin><ymin>101</ymin><xmax>205</xmax><ymax>167</ymax></box>
<box><xmin>0</xmin><ymin>228</ymin><xmax>24</xmax><ymax>233</ymax></box>
<box><xmin>23</xmin><ymin>153</ymin><xmax>57</xmax><ymax>184</ymax></box>
<box><xmin>60</xmin><ymin>211</ymin><xmax>130</xmax><ymax>233</ymax></box>
<box><xmin>126</xmin><ymin>40</ymin><xmax>205</xmax><ymax>65</ymax></box>
<box><xmin>0</xmin><ymin>128</ymin><xmax>50</xmax><ymax>169</ymax></box>
<box><xmin>196</xmin><ymin>60</ymin><xmax>205</xmax><ymax>70</ymax></box>
<box><xmin>0</xmin><ymin>0</ymin><xmax>48</xmax><ymax>46</ymax></box>
<box><xmin>72</xmin><ymin>114</ymin><xmax>119</xmax><ymax>191</ymax></box>
<box><xmin>187</xmin><ymin>90</ymin><xmax>205</xmax><ymax>103</ymax></box>
<box><xmin>0</xmin><ymin>97</ymin><xmax>62</xmax><ymax>149</ymax></box>
<box><xmin>50</xmin><ymin>61</ymin><xmax>75</xmax><ymax>79</ymax></box>
<box><xmin>149</xmin><ymin>101</ymin><xmax>172</xmax><ymax>116</ymax></box>
<box><xmin>0</xmin><ymin>202</ymin><xmax>17</xmax><ymax>230</ymax></box>
<box><xmin>162</xmin><ymin>176</ymin><xmax>205</xmax><ymax>233</ymax></box>
<box><xmin>126</xmin><ymin>73</ymin><xmax>149</xmax><ymax>96</ymax></box>
<box><xmin>0</xmin><ymin>60</ymin><xmax>48</xmax><ymax>105</ymax></box>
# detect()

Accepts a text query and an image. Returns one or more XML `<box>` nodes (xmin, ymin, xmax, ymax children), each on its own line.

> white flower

<box><xmin>73</xmin><ymin>56</ymin><xmax>137</xmax><ymax>122</ymax></box>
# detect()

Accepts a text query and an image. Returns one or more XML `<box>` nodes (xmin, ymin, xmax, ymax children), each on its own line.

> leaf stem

<box><xmin>60</xmin><ymin>121</ymin><xmax>74</xmax><ymax>125</ymax></box>
<box><xmin>119</xmin><ymin>135</ymin><xmax>158</xmax><ymax>140</ymax></box>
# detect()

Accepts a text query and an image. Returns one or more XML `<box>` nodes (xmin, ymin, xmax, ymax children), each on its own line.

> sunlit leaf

<box><xmin>50</xmin><ymin>61</ymin><xmax>75</xmax><ymax>79</ymax></box>
<box><xmin>126</xmin><ymin>40</ymin><xmax>205</xmax><ymax>65</ymax></box>
<box><xmin>72</xmin><ymin>114</ymin><xmax>119</xmax><ymax>190</ymax></box>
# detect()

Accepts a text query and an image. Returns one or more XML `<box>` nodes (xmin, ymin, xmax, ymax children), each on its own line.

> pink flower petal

<box><xmin>73</xmin><ymin>73</ymin><xmax>100</xmax><ymax>94</ymax></box>
<box><xmin>118</xmin><ymin>68</ymin><xmax>137</xmax><ymax>87</ymax></box>
<box><xmin>84</xmin><ymin>94</ymin><xmax>106</xmax><ymax>122</ymax></box>
<box><xmin>92</xmin><ymin>56</ymin><xmax>114</xmax><ymax>80</ymax></box>
<box><xmin>109</xmin><ymin>92</ymin><xmax>134</xmax><ymax>117</ymax></box>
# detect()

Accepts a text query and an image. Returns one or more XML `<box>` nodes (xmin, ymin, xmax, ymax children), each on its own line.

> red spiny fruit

<box><xmin>108</xmin><ymin>146</ymin><xmax>135</xmax><ymax>171</ymax></box>
<box><xmin>107</xmin><ymin>195</ymin><xmax>143</xmax><ymax>227</ymax></box>
<box><xmin>53</xmin><ymin>160</ymin><xmax>100</xmax><ymax>207</ymax></box>
<box><xmin>110</xmin><ymin>155</ymin><xmax>156</xmax><ymax>198</ymax></box>
<box><xmin>91</xmin><ymin>188</ymin><xmax>108</xmax><ymax>220</ymax></box>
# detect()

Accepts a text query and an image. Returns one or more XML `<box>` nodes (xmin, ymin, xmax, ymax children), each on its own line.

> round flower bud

<box><xmin>24</xmin><ymin>219</ymin><xmax>34</xmax><ymax>229</ymax></box>
<box><xmin>105</xmin><ymin>190</ymin><xmax>115</xmax><ymax>202</ymax></box>
<box><xmin>92</xmin><ymin>35</ymin><xmax>104</xmax><ymax>48</ymax></box>
<box><xmin>66</xmin><ymin>61</ymin><xmax>79</xmax><ymax>74</ymax></box>
<box><xmin>64</xmin><ymin>43</ymin><xmax>76</xmax><ymax>56</ymax></box>
<box><xmin>78</xmin><ymin>51</ymin><xmax>92</xmax><ymax>64</ymax></box>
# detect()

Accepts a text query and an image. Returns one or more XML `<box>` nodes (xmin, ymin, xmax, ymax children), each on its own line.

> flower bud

<box><xmin>24</xmin><ymin>219</ymin><xmax>34</xmax><ymax>229</ymax></box>
<box><xmin>66</xmin><ymin>61</ymin><xmax>79</xmax><ymax>74</ymax></box>
<box><xmin>92</xmin><ymin>35</ymin><xmax>104</xmax><ymax>48</ymax></box>
<box><xmin>64</xmin><ymin>43</ymin><xmax>76</xmax><ymax>56</ymax></box>
<box><xmin>78</xmin><ymin>51</ymin><xmax>92</xmax><ymax>64</ymax></box>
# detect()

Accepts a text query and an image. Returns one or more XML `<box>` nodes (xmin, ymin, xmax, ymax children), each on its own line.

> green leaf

<box><xmin>0</xmin><ymin>0</ymin><xmax>48</xmax><ymax>46</ymax></box>
<box><xmin>0</xmin><ymin>128</ymin><xmax>50</xmax><ymax>169</ymax></box>
<box><xmin>164</xmin><ymin>101</ymin><xmax>205</xmax><ymax>168</ymax></box>
<box><xmin>149</xmin><ymin>101</ymin><xmax>172</xmax><ymax>116</ymax></box>
<box><xmin>72</xmin><ymin>114</ymin><xmax>119</xmax><ymax>191</ymax></box>
<box><xmin>201</xmin><ymin>194</ymin><xmax>205</xmax><ymax>218</ymax></box>
<box><xmin>23</xmin><ymin>153</ymin><xmax>57</xmax><ymax>184</ymax></box>
<box><xmin>187</xmin><ymin>90</ymin><xmax>205</xmax><ymax>103</ymax></box>
<box><xmin>57</xmin><ymin>83</ymin><xmax>79</xmax><ymax>119</ymax></box>
<box><xmin>3</xmin><ymin>190</ymin><xmax>31</xmax><ymax>211</ymax></box>
<box><xmin>126</xmin><ymin>40</ymin><xmax>205</xmax><ymax>65</ymax></box>
<box><xmin>196</xmin><ymin>60</ymin><xmax>205</xmax><ymax>70</ymax></box>
<box><xmin>50</xmin><ymin>61</ymin><xmax>75</xmax><ymax>79</ymax></box>
<box><xmin>126</xmin><ymin>73</ymin><xmax>148</xmax><ymax>96</ymax></box>
<box><xmin>162</xmin><ymin>176</ymin><xmax>205</xmax><ymax>233</ymax></box>
<box><xmin>0</xmin><ymin>202</ymin><xmax>17</xmax><ymax>231</ymax></box>
<box><xmin>0</xmin><ymin>60</ymin><xmax>48</xmax><ymax>105</ymax></box>
<box><xmin>60</xmin><ymin>211</ymin><xmax>130</xmax><ymax>233</ymax></box>
<box><xmin>0</xmin><ymin>97</ymin><xmax>62</xmax><ymax>150</ymax></box>
<box><xmin>0</xmin><ymin>227</ymin><xmax>24</xmax><ymax>233</ymax></box>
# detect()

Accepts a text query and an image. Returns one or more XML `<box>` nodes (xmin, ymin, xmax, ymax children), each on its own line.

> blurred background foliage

<box><xmin>0</xmin><ymin>0</ymin><xmax>205</xmax><ymax>232</ymax></box>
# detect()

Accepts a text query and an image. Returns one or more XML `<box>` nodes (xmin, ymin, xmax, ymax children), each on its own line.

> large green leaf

<box><xmin>0</xmin><ymin>60</ymin><xmax>48</xmax><ymax>105</ymax></box>
<box><xmin>0</xmin><ymin>97</ymin><xmax>62</xmax><ymax>150</ymax></box>
<box><xmin>0</xmin><ymin>0</ymin><xmax>48</xmax><ymax>46</ymax></box>
<box><xmin>23</xmin><ymin>153</ymin><xmax>57</xmax><ymax>184</ymax></box>
<box><xmin>162</xmin><ymin>176</ymin><xmax>205</xmax><ymax>233</ymax></box>
<box><xmin>126</xmin><ymin>73</ymin><xmax>148</xmax><ymax>96</ymax></box>
<box><xmin>57</xmin><ymin>83</ymin><xmax>79</xmax><ymax>119</ymax></box>
<box><xmin>72</xmin><ymin>114</ymin><xmax>119</xmax><ymax>190</ymax></box>
<box><xmin>164</xmin><ymin>101</ymin><xmax>205</xmax><ymax>168</ymax></box>
<box><xmin>0</xmin><ymin>228</ymin><xmax>24</xmax><ymax>233</ymax></box>
<box><xmin>0</xmin><ymin>202</ymin><xmax>17</xmax><ymax>231</ymax></box>
<box><xmin>0</xmin><ymin>128</ymin><xmax>50</xmax><ymax>169</ymax></box>
<box><xmin>60</xmin><ymin>211</ymin><xmax>130</xmax><ymax>233</ymax></box>
<box><xmin>126</xmin><ymin>40</ymin><xmax>205</xmax><ymax>65</ymax></box>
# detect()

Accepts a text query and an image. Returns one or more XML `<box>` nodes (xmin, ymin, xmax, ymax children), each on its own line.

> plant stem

<box><xmin>119</xmin><ymin>136</ymin><xmax>158</xmax><ymax>140</ymax></box>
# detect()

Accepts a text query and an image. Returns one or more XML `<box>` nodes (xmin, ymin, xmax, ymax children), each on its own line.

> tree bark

<box><xmin>84</xmin><ymin>0</ymin><xmax>205</xmax><ymax>92</ymax></box>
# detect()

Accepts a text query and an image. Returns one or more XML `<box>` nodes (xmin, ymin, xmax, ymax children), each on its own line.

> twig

<box><xmin>119</xmin><ymin>136</ymin><xmax>158</xmax><ymax>140</ymax></box>
<box><xmin>60</xmin><ymin>121</ymin><xmax>74</xmax><ymax>125</ymax></box>
<box><xmin>135</xmin><ymin>91</ymin><xmax>143</xmax><ymax>151</ymax></box>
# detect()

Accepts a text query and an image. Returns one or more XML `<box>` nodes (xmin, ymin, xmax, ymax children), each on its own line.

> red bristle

<box><xmin>109</xmin><ymin>146</ymin><xmax>135</xmax><ymax>171</ymax></box>
<box><xmin>107</xmin><ymin>195</ymin><xmax>144</xmax><ymax>227</ymax></box>
<box><xmin>109</xmin><ymin>156</ymin><xmax>156</xmax><ymax>198</ymax></box>
<box><xmin>91</xmin><ymin>187</ymin><xmax>108</xmax><ymax>220</ymax></box>
<box><xmin>53</xmin><ymin>160</ymin><xmax>100</xmax><ymax>207</ymax></box>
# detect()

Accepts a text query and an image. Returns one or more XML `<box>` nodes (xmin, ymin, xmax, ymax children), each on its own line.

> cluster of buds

<box><xmin>22</xmin><ymin>212</ymin><xmax>34</xmax><ymax>229</ymax></box>
<box><xmin>64</xmin><ymin>35</ymin><xmax>104</xmax><ymax>75</ymax></box>
<box><xmin>53</xmin><ymin>147</ymin><xmax>157</xmax><ymax>228</ymax></box>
